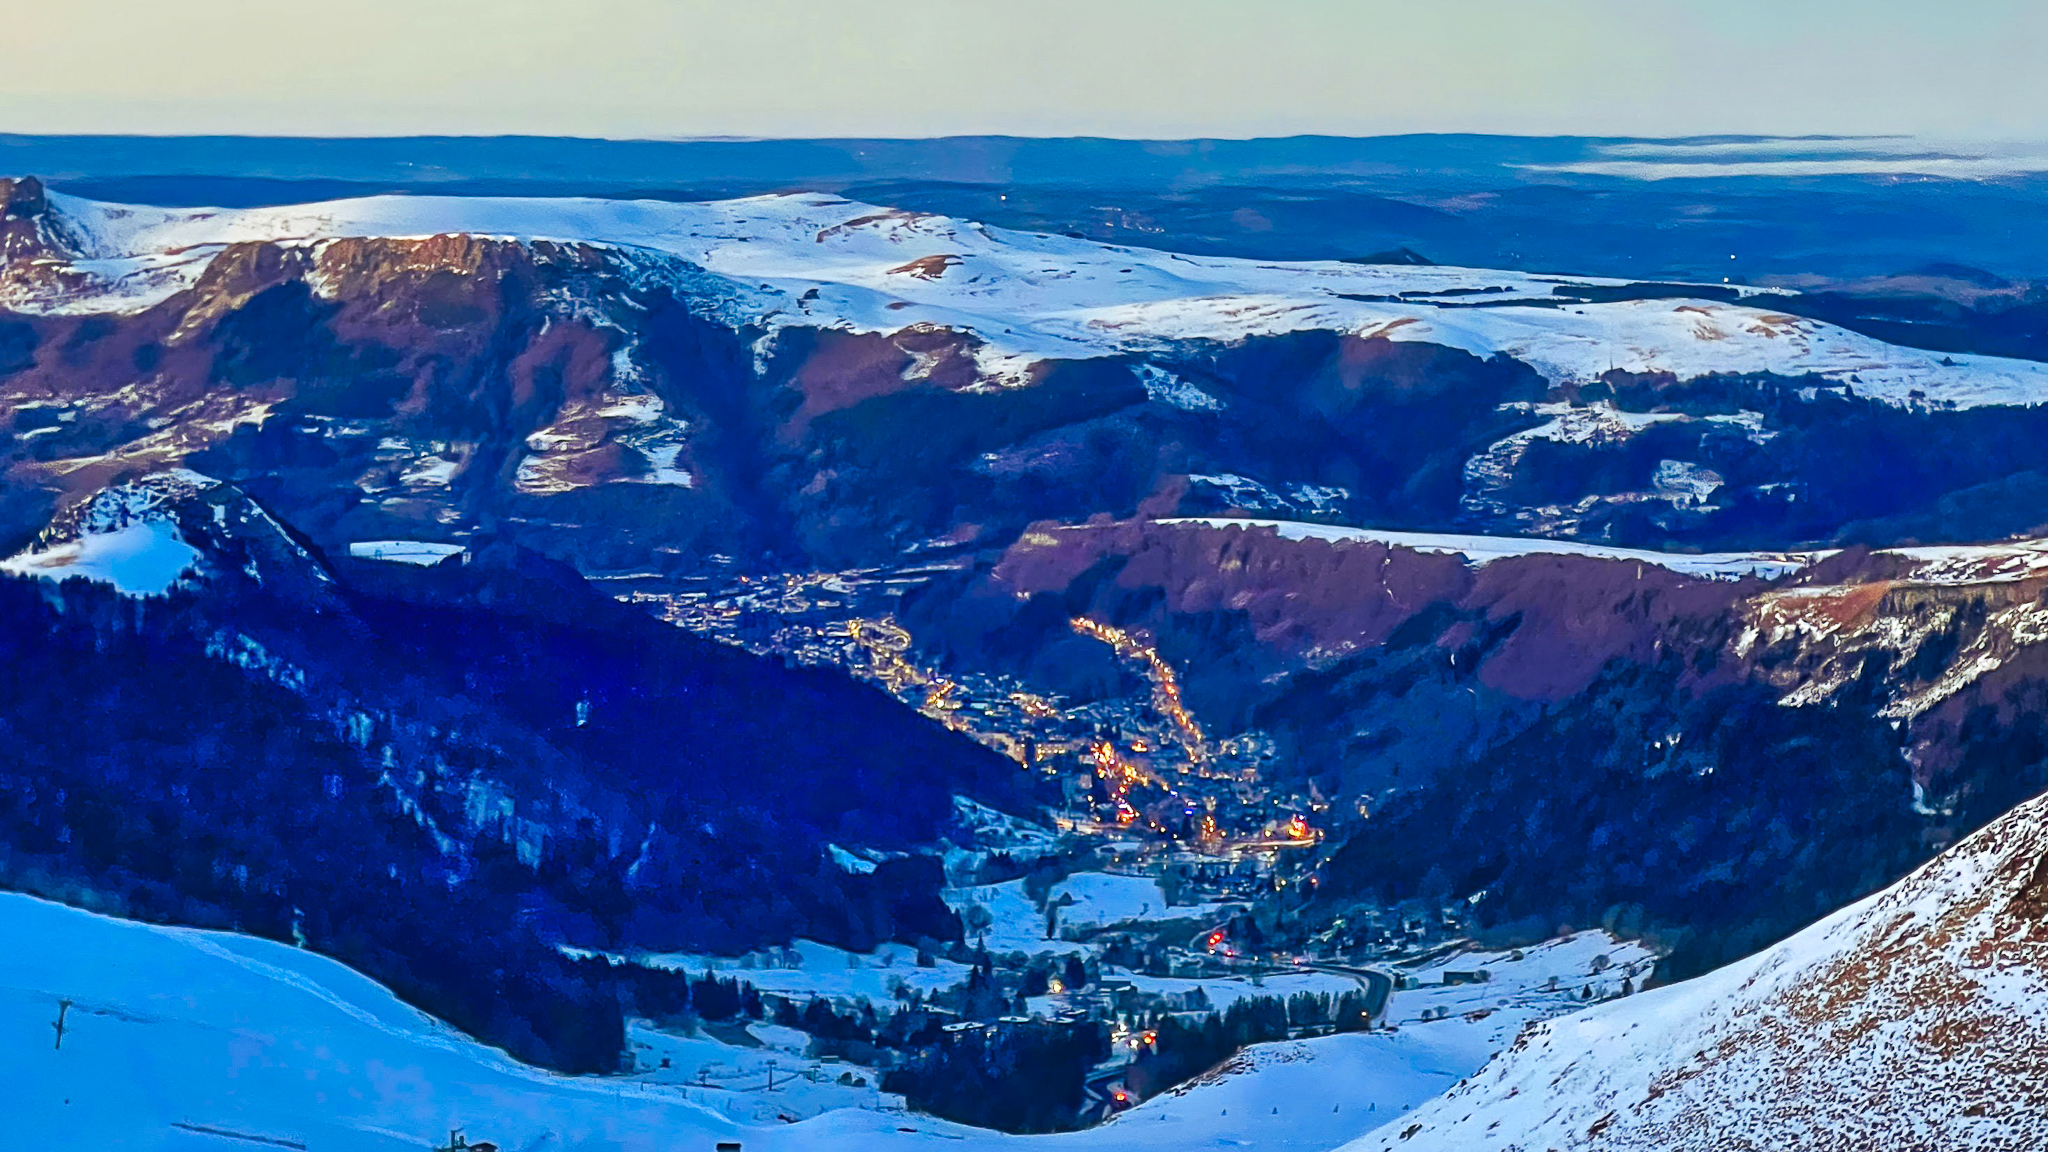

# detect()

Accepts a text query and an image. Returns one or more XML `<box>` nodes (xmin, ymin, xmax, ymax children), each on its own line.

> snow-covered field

<box><xmin>3</xmin><ymin>891</ymin><xmax>758</xmax><ymax>1152</ymax></box>
<box><xmin>1161</xmin><ymin>517</ymin><xmax>1823</xmax><ymax>580</ymax></box>
<box><xmin>601</xmin><ymin>938</ymin><xmax>980</xmax><ymax>1007</ymax></box>
<box><xmin>27</xmin><ymin>189</ymin><xmax>2048</xmax><ymax>408</ymax></box>
<box><xmin>948</xmin><ymin>871</ymin><xmax>1246</xmax><ymax>956</ymax></box>
<box><xmin>1386</xmin><ymin>933</ymin><xmax>1653</xmax><ymax>1031</ymax></box>
<box><xmin>622</xmin><ymin>1020</ymin><xmax>901</xmax><ymax>1124</ymax></box>
<box><xmin>605</xmin><ymin>870</ymin><xmax>1244</xmax><ymax>1004</ymax></box>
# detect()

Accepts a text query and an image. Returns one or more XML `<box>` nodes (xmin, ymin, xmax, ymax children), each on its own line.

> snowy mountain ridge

<box><xmin>14</xmin><ymin>186</ymin><xmax>2048</xmax><ymax>407</ymax></box>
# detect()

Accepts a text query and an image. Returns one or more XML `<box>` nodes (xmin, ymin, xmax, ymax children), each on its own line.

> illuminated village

<box><xmin>566</xmin><ymin>561</ymin><xmax>1649</xmax><ymax>1132</ymax></box>
<box><xmin>619</xmin><ymin>564</ymin><xmax>1335</xmax><ymax>885</ymax></box>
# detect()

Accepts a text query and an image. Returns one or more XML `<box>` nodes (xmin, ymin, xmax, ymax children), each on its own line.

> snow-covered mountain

<box><xmin>14</xmin><ymin>170</ymin><xmax>2048</xmax><ymax>1151</ymax></box>
<box><xmin>1344</xmin><ymin>789</ymin><xmax>2048</xmax><ymax>1152</ymax></box>
<box><xmin>1</xmin><ymin>469</ymin><xmax>335</xmax><ymax>599</ymax></box>
<box><xmin>14</xmin><ymin>184</ymin><xmax>2048</xmax><ymax>408</ymax></box>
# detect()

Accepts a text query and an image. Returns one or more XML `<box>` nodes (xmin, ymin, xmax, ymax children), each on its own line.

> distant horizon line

<box><xmin>0</xmin><ymin>130</ymin><xmax>1914</xmax><ymax>146</ymax></box>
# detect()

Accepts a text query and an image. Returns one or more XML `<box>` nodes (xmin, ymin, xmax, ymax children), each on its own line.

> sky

<box><xmin>6</xmin><ymin>0</ymin><xmax>2047</xmax><ymax>141</ymax></box>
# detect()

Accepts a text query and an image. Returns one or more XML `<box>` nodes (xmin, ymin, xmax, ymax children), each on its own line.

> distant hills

<box><xmin>10</xmin><ymin>132</ymin><xmax>2048</xmax><ymax>280</ymax></box>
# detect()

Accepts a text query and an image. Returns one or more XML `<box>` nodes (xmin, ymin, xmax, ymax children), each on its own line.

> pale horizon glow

<box><xmin>5</xmin><ymin>1</ymin><xmax>2047</xmax><ymax>141</ymax></box>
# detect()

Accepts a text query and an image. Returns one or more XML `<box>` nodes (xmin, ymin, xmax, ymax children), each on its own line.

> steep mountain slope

<box><xmin>1345</xmin><ymin>788</ymin><xmax>2048</xmax><ymax>1152</ymax></box>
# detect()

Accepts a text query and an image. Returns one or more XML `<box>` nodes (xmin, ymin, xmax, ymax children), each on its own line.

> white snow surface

<box><xmin>949</xmin><ymin>871</ymin><xmax>1246</xmax><ymax>956</ymax></box>
<box><xmin>1883</xmin><ymin>539</ymin><xmax>2048</xmax><ymax>585</ymax></box>
<box><xmin>4</xmin><ymin>888</ymin><xmax>1633</xmax><ymax>1152</ymax></box>
<box><xmin>1161</xmin><ymin>518</ymin><xmax>1822</xmax><ymax>579</ymax></box>
<box><xmin>346</xmin><ymin>540</ymin><xmax>468</xmax><ymax>566</ymax></box>
<box><xmin>34</xmin><ymin>189</ymin><xmax>2048</xmax><ymax>407</ymax></box>
<box><xmin>601</xmin><ymin>939</ymin><xmax>980</xmax><ymax>1008</ymax></box>
<box><xmin>4</xmin><ymin>890</ymin><xmax>765</xmax><ymax>1152</ymax></box>
<box><xmin>1</xmin><ymin>518</ymin><xmax>201</xmax><ymax>595</ymax></box>
<box><xmin>1045</xmin><ymin>872</ymin><xmax>1242</xmax><ymax>932</ymax></box>
<box><xmin>1342</xmin><ymin>792</ymin><xmax>2048</xmax><ymax>1152</ymax></box>
<box><xmin>1</xmin><ymin>470</ymin><xmax>214</xmax><ymax>595</ymax></box>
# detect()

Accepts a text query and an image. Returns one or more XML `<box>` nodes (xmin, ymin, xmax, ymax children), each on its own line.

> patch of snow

<box><xmin>1</xmin><ymin>519</ymin><xmax>200</xmax><ymax>596</ymax></box>
<box><xmin>1138</xmin><ymin>364</ymin><xmax>1225</xmax><ymax>412</ymax></box>
<box><xmin>1651</xmin><ymin>459</ymin><xmax>1724</xmax><ymax>507</ymax></box>
<box><xmin>347</xmin><ymin>540</ymin><xmax>468</xmax><ymax>566</ymax></box>
<box><xmin>827</xmin><ymin>844</ymin><xmax>878</xmax><ymax>875</ymax></box>
<box><xmin>947</xmin><ymin>878</ymin><xmax>1089</xmax><ymax>956</ymax></box>
<box><xmin>1187</xmin><ymin>474</ymin><xmax>1350</xmax><ymax>517</ymax></box>
<box><xmin>398</xmin><ymin>454</ymin><xmax>461</xmax><ymax>488</ymax></box>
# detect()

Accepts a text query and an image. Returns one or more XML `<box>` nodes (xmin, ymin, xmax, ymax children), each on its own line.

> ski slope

<box><xmin>23</xmin><ymin>189</ymin><xmax>2048</xmax><ymax>408</ymax></box>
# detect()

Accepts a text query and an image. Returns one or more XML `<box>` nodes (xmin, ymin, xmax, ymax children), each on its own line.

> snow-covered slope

<box><xmin>4</xmin><ymin>886</ymin><xmax>1655</xmax><ymax>1152</ymax></box>
<box><xmin>23</xmin><ymin>189</ymin><xmax>2048</xmax><ymax>407</ymax></box>
<box><xmin>1</xmin><ymin>517</ymin><xmax>199</xmax><ymax>595</ymax></box>
<box><xmin>3</xmin><ymin>891</ymin><xmax>754</xmax><ymax>1152</ymax></box>
<box><xmin>1</xmin><ymin>470</ymin><xmax>335</xmax><ymax>599</ymax></box>
<box><xmin>1</xmin><ymin>470</ymin><xmax>211</xmax><ymax>595</ymax></box>
<box><xmin>1343</xmin><ymin>790</ymin><xmax>2048</xmax><ymax>1152</ymax></box>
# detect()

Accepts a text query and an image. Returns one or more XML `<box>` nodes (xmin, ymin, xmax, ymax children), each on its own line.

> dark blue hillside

<box><xmin>0</xmin><ymin>536</ymin><xmax>1026</xmax><ymax>1072</ymax></box>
